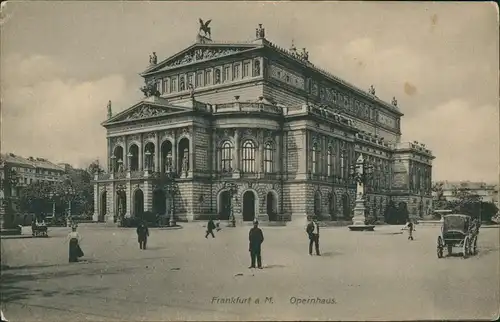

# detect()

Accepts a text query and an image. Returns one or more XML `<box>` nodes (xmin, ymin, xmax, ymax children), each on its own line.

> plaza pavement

<box><xmin>1</xmin><ymin>223</ymin><xmax>499</xmax><ymax>321</ymax></box>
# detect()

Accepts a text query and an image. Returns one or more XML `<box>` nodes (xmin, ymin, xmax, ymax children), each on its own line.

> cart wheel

<box><xmin>462</xmin><ymin>236</ymin><xmax>469</xmax><ymax>259</ymax></box>
<box><xmin>437</xmin><ymin>236</ymin><xmax>443</xmax><ymax>258</ymax></box>
<box><xmin>473</xmin><ymin>236</ymin><xmax>478</xmax><ymax>255</ymax></box>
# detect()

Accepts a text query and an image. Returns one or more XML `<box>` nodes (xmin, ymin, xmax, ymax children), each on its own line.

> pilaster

<box><xmin>189</xmin><ymin>126</ymin><xmax>194</xmax><ymax>177</ymax></box>
<box><xmin>124</xmin><ymin>136</ymin><xmax>128</xmax><ymax>170</ymax></box>
<box><xmin>93</xmin><ymin>178</ymin><xmax>99</xmax><ymax>221</ymax></box>
<box><xmin>275</xmin><ymin>132</ymin><xmax>281</xmax><ymax>175</ymax></box>
<box><xmin>125</xmin><ymin>181</ymin><xmax>132</xmax><ymax>218</ymax></box>
<box><xmin>155</xmin><ymin>132</ymin><xmax>160</xmax><ymax>173</ymax></box>
<box><xmin>173</xmin><ymin>132</ymin><xmax>178</xmax><ymax>173</ymax></box>
<box><xmin>139</xmin><ymin>134</ymin><xmax>144</xmax><ymax>171</ymax></box>
<box><xmin>234</xmin><ymin>129</ymin><xmax>240</xmax><ymax>171</ymax></box>
<box><xmin>144</xmin><ymin>180</ymin><xmax>153</xmax><ymax>212</ymax></box>
<box><xmin>107</xmin><ymin>184</ymin><xmax>115</xmax><ymax>223</ymax></box>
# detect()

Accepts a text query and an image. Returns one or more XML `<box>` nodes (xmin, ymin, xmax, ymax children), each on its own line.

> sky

<box><xmin>1</xmin><ymin>1</ymin><xmax>498</xmax><ymax>183</ymax></box>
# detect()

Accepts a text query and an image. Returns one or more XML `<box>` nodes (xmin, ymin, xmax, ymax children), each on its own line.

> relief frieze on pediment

<box><xmin>124</xmin><ymin>105</ymin><xmax>170</xmax><ymax>121</ymax></box>
<box><xmin>166</xmin><ymin>47</ymin><xmax>248</xmax><ymax>69</ymax></box>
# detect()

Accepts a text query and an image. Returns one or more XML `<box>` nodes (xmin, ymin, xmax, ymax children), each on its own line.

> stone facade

<box><xmin>93</xmin><ymin>24</ymin><xmax>434</xmax><ymax>225</ymax></box>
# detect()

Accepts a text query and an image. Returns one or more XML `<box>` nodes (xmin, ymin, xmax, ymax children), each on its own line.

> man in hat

<box><xmin>248</xmin><ymin>220</ymin><xmax>264</xmax><ymax>269</ymax></box>
<box><xmin>306</xmin><ymin>217</ymin><xmax>321</xmax><ymax>255</ymax></box>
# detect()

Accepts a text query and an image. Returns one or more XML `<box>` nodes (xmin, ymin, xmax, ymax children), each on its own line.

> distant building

<box><xmin>433</xmin><ymin>181</ymin><xmax>499</xmax><ymax>207</ymax></box>
<box><xmin>0</xmin><ymin>153</ymin><xmax>66</xmax><ymax>226</ymax></box>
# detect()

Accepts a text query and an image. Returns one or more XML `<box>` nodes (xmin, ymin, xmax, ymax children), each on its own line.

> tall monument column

<box><xmin>348</xmin><ymin>154</ymin><xmax>375</xmax><ymax>231</ymax></box>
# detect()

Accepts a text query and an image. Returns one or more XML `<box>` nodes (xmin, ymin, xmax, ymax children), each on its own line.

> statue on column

<box><xmin>355</xmin><ymin>154</ymin><xmax>365</xmax><ymax>200</ymax></box>
<box><xmin>165</xmin><ymin>155</ymin><xmax>173</xmax><ymax>173</ymax></box>
<box><xmin>107</xmin><ymin>100</ymin><xmax>112</xmax><ymax>119</ymax></box>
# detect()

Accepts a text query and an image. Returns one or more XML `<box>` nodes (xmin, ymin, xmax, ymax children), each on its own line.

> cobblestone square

<box><xmin>1</xmin><ymin>224</ymin><xmax>499</xmax><ymax>321</ymax></box>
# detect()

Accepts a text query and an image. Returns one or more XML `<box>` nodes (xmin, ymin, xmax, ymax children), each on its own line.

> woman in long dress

<box><xmin>67</xmin><ymin>225</ymin><xmax>83</xmax><ymax>262</ymax></box>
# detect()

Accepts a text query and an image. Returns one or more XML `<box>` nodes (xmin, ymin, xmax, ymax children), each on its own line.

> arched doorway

<box><xmin>342</xmin><ymin>194</ymin><xmax>350</xmax><ymax>218</ymax></box>
<box><xmin>314</xmin><ymin>191</ymin><xmax>321</xmax><ymax>219</ymax></box>
<box><xmin>266</xmin><ymin>191</ymin><xmax>277</xmax><ymax>221</ymax></box>
<box><xmin>115</xmin><ymin>191</ymin><xmax>126</xmax><ymax>222</ymax></box>
<box><xmin>242</xmin><ymin>191</ymin><xmax>256</xmax><ymax>221</ymax></box>
<box><xmin>329</xmin><ymin>192</ymin><xmax>336</xmax><ymax>220</ymax></box>
<box><xmin>152</xmin><ymin>189</ymin><xmax>167</xmax><ymax>215</ymax></box>
<box><xmin>99</xmin><ymin>191</ymin><xmax>107</xmax><ymax>222</ymax></box>
<box><xmin>134</xmin><ymin>189</ymin><xmax>144</xmax><ymax>219</ymax></box>
<box><xmin>218</xmin><ymin>190</ymin><xmax>231</xmax><ymax>220</ymax></box>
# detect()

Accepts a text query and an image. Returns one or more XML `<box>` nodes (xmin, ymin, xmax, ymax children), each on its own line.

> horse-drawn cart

<box><xmin>436</xmin><ymin>214</ymin><xmax>478</xmax><ymax>259</ymax></box>
<box><xmin>32</xmin><ymin>224</ymin><xmax>48</xmax><ymax>237</ymax></box>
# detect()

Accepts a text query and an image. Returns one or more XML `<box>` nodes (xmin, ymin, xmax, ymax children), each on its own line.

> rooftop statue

<box><xmin>369</xmin><ymin>85</ymin><xmax>376</xmax><ymax>96</ymax></box>
<box><xmin>107</xmin><ymin>100</ymin><xmax>112</xmax><ymax>119</ymax></box>
<box><xmin>300</xmin><ymin>48</ymin><xmax>309</xmax><ymax>61</ymax></box>
<box><xmin>199</xmin><ymin>18</ymin><xmax>212</xmax><ymax>39</ymax></box>
<box><xmin>256</xmin><ymin>23</ymin><xmax>265</xmax><ymax>39</ymax></box>
<box><xmin>149</xmin><ymin>52</ymin><xmax>157</xmax><ymax>65</ymax></box>
<box><xmin>140</xmin><ymin>78</ymin><xmax>161</xmax><ymax>98</ymax></box>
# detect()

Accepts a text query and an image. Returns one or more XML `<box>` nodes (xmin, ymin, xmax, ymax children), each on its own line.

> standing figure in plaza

<box><xmin>216</xmin><ymin>216</ymin><xmax>221</xmax><ymax>232</ymax></box>
<box><xmin>248</xmin><ymin>220</ymin><xmax>264</xmax><ymax>269</ymax></box>
<box><xmin>136</xmin><ymin>221</ymin><xmax>150</xmax><ymax>250</ymax></box>
<box><xmin>205</xmin><ymin>217</ymin><xmax>216</xmax><ymax>238</ymax></box>
<box><xmin>306</xmin><ymin>217</ymin><xmax>321</xmax><ymax>256</ymax></box>
<box><xmin>67</xmin><ymin>225</ymin><xmax>84</xmax><ymax>263</ymax></box>
<box><xmin>405</xmin><ymin>219</ymin><xmax>415</xmax><ymax>240</ymax></box>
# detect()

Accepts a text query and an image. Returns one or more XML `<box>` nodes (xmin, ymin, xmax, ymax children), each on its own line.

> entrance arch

<box><xmin>152</xmin><ymin>189</ymin><xmax>167</xmax><ymax>215</ymax></box>
<box><xmin>242</xmin><ymin>190</ymin><xmax>257</xmax><ymax>222</ymax></box>
<box><xmin>134</xmin><ymin>189</ymin><xmax>144</xmax><ymax>219</ymax></box>
<box><xmin>99</xmin><ymin>191</ymin><xmax>107</xmax><ymax>222</ymax></box>
<box><xmin>266</xmin><ymin>191</ymin><xmax>278</xmax><ymax>221</ymax></box>
<box><xmin>342</xmin><ymin>194</ymin><xmax>350</xmax><ymax>218</ymax></box>
<box><xmin>314</xmin><ymin>191</ymin><xmax>322</xmax><ymax>219</ymax></box>
<box><xmin>217</xmin><ymin>190</ymin><xmax>232</xmax><ymax>220</ymax></box>
<box><xmin>329</xmin><ymin>192</ymin><xmax>336</xmax><ymax>220</ymax></box>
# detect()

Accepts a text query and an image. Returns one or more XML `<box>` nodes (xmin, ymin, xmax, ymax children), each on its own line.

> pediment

<box><xmin>103</xmin><ymin>100</ymin><xmax>189</xmax><ymax>125</ymax></box>
<box><xmin>143</xmin><ymin>43</ymin><xmax>259</xmax><ymax>74</ymax></box>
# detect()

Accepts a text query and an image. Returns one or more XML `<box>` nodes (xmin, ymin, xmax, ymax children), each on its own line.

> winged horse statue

<box><xmin>199</xmin><ymin>18</ymin><xmax>212</xmax><ymax>38</ymax></box>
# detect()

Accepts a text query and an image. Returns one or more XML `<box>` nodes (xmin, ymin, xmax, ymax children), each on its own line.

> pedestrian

<box><xmin>136</xmin><ymin>221</ymin><xmax>150</xmax><ymax>250</ymax></box>
<box><xmin>306</xmin><ymin>217</ymin><xmax>321</xmax><ymax>256</ymax></box>
<box><xmin>67</xmin><ymin>224</ymin><xmax>84</xmax><ymax>263</ymax></box>
<box><xmin>205</xmin><ymin>218</ymin><xmax>216</xmax><ymax>238</ymax></box>
<box><xmin>405</xmin><ymin>219</ymin><xmax>415</xmax><ymax>240</ymax></box>
<box><xmin>248</xmin><ymin>220</ymin><xmax>264</xmax><ymax>269</ymax></box>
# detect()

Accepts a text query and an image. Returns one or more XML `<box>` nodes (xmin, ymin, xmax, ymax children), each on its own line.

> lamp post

<box><xmin>167</xmin><ymin>180</ymin><xmax>179</xmax><ymax>227</ymax></box>
<box><xmin>145</xmin><ymin>151</ymin><xmax>152</xmax><ymax>172</ymax></box>
<box><xmin>224</xmin><ymin>182</ymin><xmax>238</xmax><ymax>227</ymax></box>
<box><xmin>348</xmin><ymin>154</ymin><xmax>375</xmax><ymax>231</ymax></box>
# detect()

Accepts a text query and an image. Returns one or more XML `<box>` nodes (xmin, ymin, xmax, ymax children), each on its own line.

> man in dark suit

<box><xmin>248</xmin><ymin>220</ymin><xmax>264</xmax><ymax>269</ymax></box>
<box><xmin>306</xmin><ymin>217</ymin><xmax>321</xmax><ymax>256</ymax></box>
<box><xmin>136</xmin><ymin>222</ymin><xmax>150</xmax><ymax>250</ymax></box>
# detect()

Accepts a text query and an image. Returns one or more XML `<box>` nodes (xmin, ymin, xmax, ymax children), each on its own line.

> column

<box><xmin>275</xmin><ymin>132</ymin><xmax>281</xmax><ymax>175</ymax></box>
<box><xmin>108</xmin><ymin>185</ymin><xmax>115</xmax><ymax>223</ymax></box>
<box><xmin>93</xmin><ymin>180</ymin><xmax>99</xmax><ymax>222</ymax></box>
<box><xmin>298</xmin><ymin>130</ymin><xmax>308</xmax><ymax>180</ymax></box>
<box><xmin>139</xmin><ymin>134</ymin><xmax>144</xmax><ymax>171</ymax></box>
<box><xmin>125</xmin><ymin>182</ymin><xmax>131</xmax><ymax>218</ymax></box>
<box><xmin>144</xmin><ymin>182</ymin><xmax>153</xmax><ymax>212</ymax></box>
<box><xmin>234</xmin><ymin>129</ymin><xmax>240</xmax><ymax>171</ymax></box>
<box><xmin>155</xmin><ymin>133</ymin><xmax>160</xmax><ymax>173</ymax></box>
<box><xmin>189</xmin><ymin>127</ymin><xmax>194</xmax><ymax>177</ymax></box>
<box><xmin>172</xmin><ymin>133</ymin><xmax>177</xmax><ymax>173</ymax></box>
<box><xmin>107</xmin><ymin>138</ymin><xmax>112</xmax><ymax>172</ymax></box>
<box><xmin>258</xmin><ymin>135</ymin><xmax>264</xmax><ymax>174</ymax></box>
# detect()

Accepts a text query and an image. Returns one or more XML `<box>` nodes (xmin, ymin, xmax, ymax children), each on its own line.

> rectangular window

<box><xmin>171</xmin><ymin>78</ymin><xmax>177</xmax><ymax>92</ymax></box>
<box><xmin>162</xmin><ymin>78</ymin><xmax>169</xmax><ymax>93</ymax></box>
<box><xmin>196</xmin><ymin>72</ymin><xmax>203</xmax><ymax>87</ymax></box>
<box><xmin>187</xmin><ymin>73</ymin><xmax>194</xmax><ymax>87</ymax></box>
<box><xmin>223</xmin><ymin>66</ymin><xmax>230</xmax><ymax>82</ymax></box>
<box><xmin>205</xmin><ymin>69</ymin><xmax>212</xmax><ymax>85</ymax></box>
<box><xmin>243</xmin><ymin>62</ymin><xmax>250</xmax><ymax>78</ymax></box>
<box><xmin>233</xmin><ymin>64</ymin><xmax>240</xmax><ymax>80</ymax></box>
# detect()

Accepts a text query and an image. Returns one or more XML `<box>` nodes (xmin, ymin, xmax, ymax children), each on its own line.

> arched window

<box><xmin>312</xmin><ymin>142</ymin><xmax>319</xmax><ymax>174</ymax></box>
<box><xmin>242</xmin><ymin>140</ymin><xmax>256</xmax><ymax>173</ymax></box>
<box><xmin>220</xmin><ymin>141</ymin><xmax>233</xmax><ymax>172</ymax></box>
<box><xmin>264</xmin><ymin>142</ymin><xmax>274</xmax><ymax>173</ymax></box>
<box><xmin>327</xmin><ymin>147</ymin><xmax>332</xmax><ymax>176</ymax></box>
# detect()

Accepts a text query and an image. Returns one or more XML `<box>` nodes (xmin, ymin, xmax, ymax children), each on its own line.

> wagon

<box><xmin>32</xmin><ymin>224</ymin><xmax>48</xmax><ymax>237</ymax></box>
<box><xmin>436</xmin><ymin>214</ymin><xmax>478</xmax><ymax>259</ymax></box>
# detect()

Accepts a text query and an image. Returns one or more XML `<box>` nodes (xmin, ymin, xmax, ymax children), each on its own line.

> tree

<box><xmin>432</xmin><ymin>182</ymin><xmax>448</xmax><ymax>210</ymax></box>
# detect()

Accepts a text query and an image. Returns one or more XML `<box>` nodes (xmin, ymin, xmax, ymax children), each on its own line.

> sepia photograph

<box><xmin>0</xmin><ymin>1</ymin><xmax>499</xmax><ymax>321</ymax></box>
